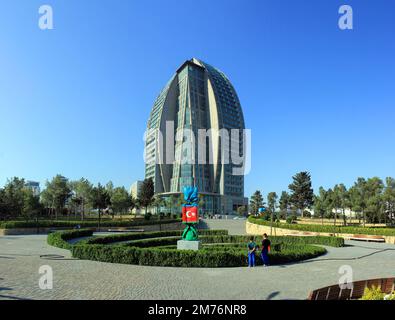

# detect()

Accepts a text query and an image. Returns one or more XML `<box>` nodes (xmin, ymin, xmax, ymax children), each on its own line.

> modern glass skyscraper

<box><xmin>145</xmin><ymin>58</ymin><xmax>247</xmax><ymax>215</ymax></box>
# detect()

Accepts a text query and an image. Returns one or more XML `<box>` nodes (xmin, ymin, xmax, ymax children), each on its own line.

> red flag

<box><xmin>182</xmin><ymin>206</ymin><xmax>199</xmax><ymax>223</ymax></box>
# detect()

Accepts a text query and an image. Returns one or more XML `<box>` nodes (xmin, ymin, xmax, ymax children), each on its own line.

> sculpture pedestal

<box><xmin>177</xmin><ymin>240</ymin><xmax>202</xmax><ymax>251</ymax></box>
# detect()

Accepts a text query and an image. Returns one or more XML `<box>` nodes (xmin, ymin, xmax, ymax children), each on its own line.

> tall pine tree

<box><xmin>288</xmin><ymin>172</ymin><xmax>314</xmax><ymax>218</ymax></box>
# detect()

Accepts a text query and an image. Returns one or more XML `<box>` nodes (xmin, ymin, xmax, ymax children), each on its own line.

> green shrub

<box><xmin>47</xmin><ymin>229</ymin><xmax>94</xmax><ymax>250</ymax></box>
<box><xmin>85</xmin><ymin>229</ymin><xmax>228</xmax><ymax>245</ymax></box>
<box><xmin>0</xmin><ymin>218</ymin><xmax>181</xmax><ymax>229</ymax></box>
<box><xmin>286</xmin><ymin>215</ymin><xmax>297</xmax><ymax>224</ymax></box>
<box><xmin>144</xmin><ymin>213</ymin><xmax>152</xmax><ymax>220</ymax></box>
<box><xmin>248</xmin><ymin>216</ymin><xmax>395</xmax><ymax>237</ymax></box>
<box><xmin>360</xmin><ymin>286</ymin><xmax>385</xmax><ymax>300</ymax></box>
<box><xmin>71</xmin><ymin>241</ymin><xmax>326</xmax><ymax>268</ymax></box>
<box><xmin>49</xmin><ymin>229</ymin><xmax>334</xmax><ymax>268</ymax></box>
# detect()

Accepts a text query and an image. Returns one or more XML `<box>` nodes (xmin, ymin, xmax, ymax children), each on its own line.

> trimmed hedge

<box><xmin>0</xmin><ymin>218</ymin><xmax>181</xmax><ymax>229</ymax></box>
<box><xmin>120</xmin><ymin>234</ymin><xmax>344</xmax><ymax>248</ymax></box>
<box><xmin>71</xmin><ymin>242</ymin><xmax>326</xmax><ymax>267</ymax></box>
<box><xmin>85</xmin><ymin>229</ymin><xmax>229</xmax><ymax>245</ymax></box>
<box><xmin>48</xmin><ymin>229</ymin><xmax>335</xmax><ymax>267</ymax></box>
<box><xmin>47</xmin><ymin>229</ymin><xmax>94</xmax><ymax>250</ymax></box>
<box><xmin>248</xmin><ymin>216</ymin><xmax>395</xmax><ymax>237</ymax></box>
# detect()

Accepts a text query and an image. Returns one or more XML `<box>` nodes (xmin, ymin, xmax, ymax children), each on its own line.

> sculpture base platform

<box><xmin>177</xmin><ymin>240</ymin><xmax>202</xmax><ymax>251</ymax></box>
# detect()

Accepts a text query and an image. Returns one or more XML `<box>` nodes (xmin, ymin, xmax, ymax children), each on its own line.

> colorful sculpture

<box><xmin>181</xmin><ymin>186</ymin><xmax>199</xmax><ymax>241</ymax></box>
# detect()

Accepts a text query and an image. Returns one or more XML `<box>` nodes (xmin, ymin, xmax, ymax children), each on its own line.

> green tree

<box><xmin>70</xmin><ymin>178</ymin><xmax>93</xmax><ymax>221</ymax></box>
<box><xmin>105</xmin><ymin>181</ymin><xmax>115</xmax><ymax>198</ymax></box>
<box><xmin>2</xmin><ymin>177</ymin><xmax>26</xmax><ymax>218</ymax></box>
<box><xmin>267</xmin><ymin>192</ymin><xmax>278</xmax><ymax>235</ymax></box>
<box><xmin>288</xmin><ymin>172</ymin><xmax>314</xmax><ymax>218</ymax></box>
<box><xmin>43</xmin><ymin>175</ymin><xmax>72</xmax><ymax>219</ymax></box>
<box><xmin>90</xmin><ymin>183</ymin><xmax>111</xmax><ymax>229</ymax></box>
<box><xmin>279</xmin><ymin>191</ymin><xmax>290</xmax><ymax>219</ymax></box>
<box><xmin>314</xmin><ymin>187</ymin><xmax>328</xmax><ymax>225</ymax></box>
<box><xmin>152</xmin><ymin>195</ymin><xmax>166</xmax><ymax>216</ymax></box>
<box><xmin>250</xmin><ymin>190</ymin><xmax>265</xmax><ymax>216</ymax></box>
<box><xmin>237</xmin><ymin>205</ymin><xmax>247</xmax><ymax>217</ymax></box>
<box><xmin>365</xmin><ymin>177</ymin><xmax>384</xmax><ymax>224</ymax></box>
<box><xmin>139</xmin><ymin>178</ymin><xmax>155</xmax><ymax>215</ymax></box>
<box><xmin>0</xmin><ymin>188</ymin><xmax>6</xmax><ymax>218</ymax></box>
<box><xmin>22</xmin><ymin>188</ymin><xmax>42</xmax><ymax>219</ymax></box>
<box><xmin>383</xmin><ymin>177</ymin><xmax>395</xmax><ymax>225</ymax></box>
<box><xmin>110</xmin><ymin>187</ymin><xmax>131</xmax><ymax>218</ymax></box>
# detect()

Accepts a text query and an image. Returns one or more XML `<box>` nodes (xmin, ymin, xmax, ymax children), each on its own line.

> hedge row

<box><xmin>85</xmin><ymin>229</ymin><xmax>229</xmax><ymax>245</ymax></box>
<box><xmin>48</xmin><ymin>229</ymin><xmax>334</xmax><ymax>267</ymax></box>
<box><xmin>71</xmin><ymin>242</ymin><xmax>326</xmax><ymax>267</ymax></box>
<box><xmin>86</xmin><ymin>231</ymin><xmax>343</xmax><ymax>248</ymax></box>
<box><xmin>47</xmin><ymin>229</ymin><xmax>94</xmax><ymax>250</ymax></box>
<box><xmin>198</xmin><ymin>234</ymin><xmax>344</xmax><ymax>248</ymax></box>
<box><xmin>248</xmin><ymin>216</ymin><xmax>395</xmax><ymax>237</ymax></box>
<box><xmin>0</xmin><ymin>218</ymin><xmax>181</xmax><ymax>229</ymax></box>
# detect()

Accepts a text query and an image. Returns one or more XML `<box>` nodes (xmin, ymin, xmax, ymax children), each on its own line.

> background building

<box><xmin>130</xmin><ymin>180</ymin><xmax>143</xmax><ymax>199</ymax></box>
<box><xmin>25</xmin><ymin>181</ymin><xmax>40</xmax><ymax>197</ymax></box>
<box><xmin>145</xmin><ymin>58</ymin><xmax>247</xmax><ymax>215</ymax></box>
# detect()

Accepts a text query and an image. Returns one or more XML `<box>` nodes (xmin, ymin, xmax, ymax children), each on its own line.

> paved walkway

<box><xmin>1</xmin><ymin>220</ymin><xmax>395</xmax><ymax>300</ymax></box>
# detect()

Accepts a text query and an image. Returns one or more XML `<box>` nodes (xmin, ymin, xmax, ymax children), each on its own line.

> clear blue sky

<box><xmin>0</xmin><ymin>0</ymin><xmax>394</xmax><ymax>198</ymax></box>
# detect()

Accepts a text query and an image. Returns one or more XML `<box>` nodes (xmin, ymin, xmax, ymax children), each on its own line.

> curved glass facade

<box><xmin>145</xmin><ymin>58</ymin><xmax>247</xmax><ymax>215</ymax></box>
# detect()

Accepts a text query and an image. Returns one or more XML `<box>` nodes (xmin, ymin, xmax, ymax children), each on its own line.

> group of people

<box><xmin>247</xmin><ymin>233</ymin><xmax>271</xmax><ymax>267</ymax></box>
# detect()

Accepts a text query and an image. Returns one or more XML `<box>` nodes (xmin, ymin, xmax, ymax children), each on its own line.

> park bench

<box><xmin>348</xmin><ymin>234</ymin><xmax>385</xmax><ymax>243</ymax></box>
<box><xmin>307</xmin><ymin>277</ymin><xmax>395</xmax><ymax>300</ymax></box>
<box><xmin>284</xmin><ymin>232</ymin><xmax>317</xmax><ymax>237</ymax></box>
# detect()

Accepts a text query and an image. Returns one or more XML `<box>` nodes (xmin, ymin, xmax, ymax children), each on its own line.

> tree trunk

<box><xmin>362</xmin><ymin>210</ymin><xmax>366</xmax><ymax>227</ymax></box>
<box><xmin>81</xmin><ymin>200</ymin><xmax>85</xmax><ymax>221</ymax></box>
<box><xmin>334</xmin><ymin>209</ymin><xmax>337</xmax><ymax>227</ymax></box>
<box><xmin>98</xmin><ymin>209</ymin><xmax>101</xmax><ymax>231</ymax></box>
<box><xmin>270</xmin><ymin>211</ymin><xmax>273</xmax><ymax>236</ymax></box>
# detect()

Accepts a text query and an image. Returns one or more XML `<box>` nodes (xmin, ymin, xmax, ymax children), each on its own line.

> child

<box><xmin>247</xmin><ymin>237</ymin><xmax>257</xmax><ymax>267</ymax></box>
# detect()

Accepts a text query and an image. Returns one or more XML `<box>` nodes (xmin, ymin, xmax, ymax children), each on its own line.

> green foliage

<box><xmin>110</xmin><ymin>187</ymin><xmax>132</xmax><ymax>215</ymax></box>
<box><xmin>250</xmin><ymin>190</ymin><xmax>265</xmax><ymax>215</ymax></box>
<box><xmin>144</xmin><ymin>212</ymin><xmax>152</xmax><ymax>220</ymax></box>
<box><xmin>90</xmin><ymin>183</ymin><xmax>111</xmax><ymax>212</ymax></box>
<box><xmin>279</xmin><ymin>191</ymin><xmax>290</xmax><ymax>217</ymax></box>
<box><xmin>71</xmin><ymin>234</ymin><xmax>328</xmax><ymax>267</ymax></box>
<box><xmin>48</xmin><ymin>229</ymin><xmax>331</xmax><ymax>267</ymax></box>
<box><xmin>42</xmin><ymin>175</ymin><xmax>72</xmax><ymax>217</ymax></box>
<box><xmin>85</xmin><ymin>229</ymin><xmax>229</xmax><ymax>245</ymax></box>
<box><xmin>288</xmin><ymin>171</ymin><xmax>314</xmax><ymax>217</ymax></box>
<box><xmin>47</xmin><ymin>229</ymin><xmax>94</xmax><ymax>250</ymax></box>
<box><xmin>237</xmin><ymin>206</ymin><xmax>247</xmax><ymax>217</ymax></box>
<box><xmin>286</xmin><ymin>215</ymin><xmax>297</xmax><ymax>224</ymax></box>
<box><xmin>360</xmin><ymin>286</ymin><xmax>385</xmax><ymax>300</ymax></box>
<box><xmin>248</xmin><ymin>215</ymin><xmax>395</xmax><ymax>237</ymax></box>
<box><xmin>139</xmin><ymin>178</ymin><xmax>155</xmax><ymax>214</ymax></box>
<box><xmin>0</xmin><ymin>218</ymin><xmax>181</xmax><ymax>229</ymax></box>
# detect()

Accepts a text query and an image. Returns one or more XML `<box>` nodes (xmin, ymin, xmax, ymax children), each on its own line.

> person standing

<box><xmin>247</xmin><ymin>237</ymin><xmax>257</xmax><ymax>267</ymax></box>
<box><xmin>261</xmin><ymin>233</ymin><xmax>271</xmax><ymax>267</ymax></box>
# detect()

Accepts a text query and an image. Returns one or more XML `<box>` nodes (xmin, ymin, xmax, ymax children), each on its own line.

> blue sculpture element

<box><xmin>183</xmin><ymin>186</ymin><xmax>199</xmax><ymax>207</ymax></box>
<box><xmin>181</xmin><ymin>186</ymin><xmax>199</xmax><ymax>241</ymax></box>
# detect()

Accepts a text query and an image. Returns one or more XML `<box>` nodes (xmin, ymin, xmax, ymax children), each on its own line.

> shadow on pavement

<box><xmin>266</xmin><ymin>291</ymin><xmax>280</xmax><ymax>300</ymax></box>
